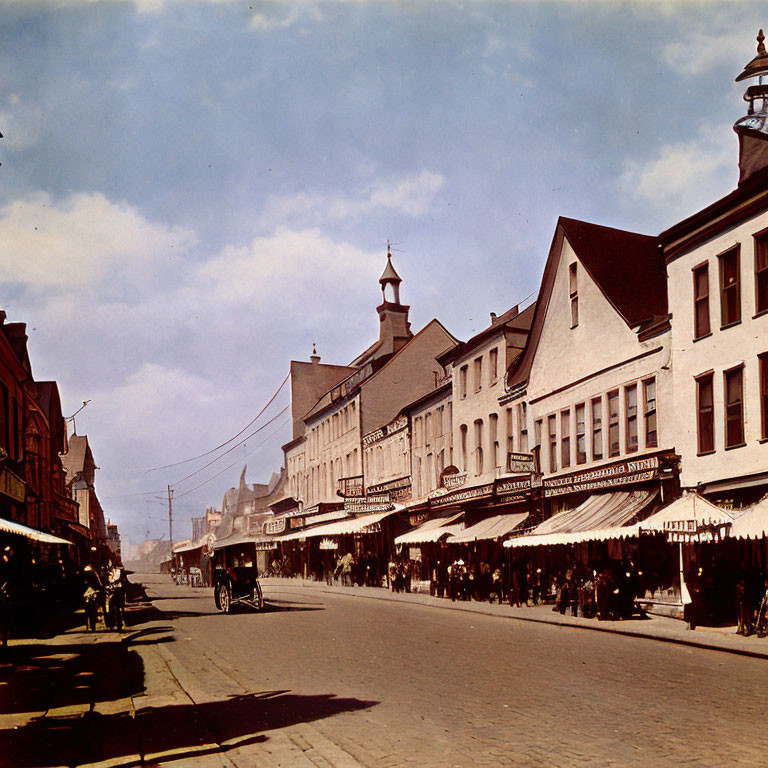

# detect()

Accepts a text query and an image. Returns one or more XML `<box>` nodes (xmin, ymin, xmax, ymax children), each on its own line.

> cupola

<box><xmin>734</xmin><ymin>29</ymin><xmax>768</xmax><ymax>184</ymax></box>
<box><xmin>379</xmin><ymin>245</ymin><xmax>403</xmax><ymax>305</ymax></box>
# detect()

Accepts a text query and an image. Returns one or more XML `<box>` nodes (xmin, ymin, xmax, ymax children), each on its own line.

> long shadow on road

<box><xmin>2</xmin><ymin>689</ymin><xmax>378</xmax><ymax>768</ymax></box>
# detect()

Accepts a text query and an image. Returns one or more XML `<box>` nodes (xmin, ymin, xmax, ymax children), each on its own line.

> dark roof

<box><xmin>438</xmin><ymin>303</ymin><xmax>536</xmax><ymax>365</ymax></box>
<box><xmin>559</xmin><ymin>217</ymin><xmax>666</xmax><ymax>327</ymax></box>
<box><xmin>508</xmin><ymin>217</ymin><xmax>667</xmax><ymax>389</ymax></box>
<box><xmin>60</xmin><ymin>434</ymin><xmax>92</xmax><ymax>480</ymax></box>
<box><xmin>660</xmin><ymin>164</ymin><xmax>768</xmax><ymax>262</ymax></box>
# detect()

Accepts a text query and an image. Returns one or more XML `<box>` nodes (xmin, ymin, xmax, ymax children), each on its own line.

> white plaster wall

<box><xmin>363</xmin><ymin>427</ymin><xmax>410</xmax><ymax>489</ymax></box>
<box><xmin>526</xmin><ymin>237</ymin><xmax>672</xmax><ymax>478</ymax></box>
<box><xmin>411</xmin><ymin>390</ymin><xmax>453</xmax><ymax>496</ymax></box>
<box><xmin>667</xmin><ymin>209</ymin><xmax>768</xmax><ymax>487</ymax></box>
<box><xmin>451</xmin><ymin>331</ymin><xmax>509</xmax><ymax>485</ymax></box>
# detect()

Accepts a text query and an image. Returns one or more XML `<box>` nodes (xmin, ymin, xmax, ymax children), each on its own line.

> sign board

<box><xmin>289</xmin><ymin>517</ymin><xmax>306</xmax><ymax>529</ymax></box>
<box><xmin>344</xmin><ymin>497</ymin><xmax>392</xmax><ymax>513</ymax></box>
<box><xmin>409</xmin><ymin>512</ymin><xmax>428</xmax><ymax>527</ymax></box>
<box><xmin>495</xmin><ymin>475</ymin><xmax>531</xmax><ymax>502</ymax></box>
<box><xmin>264</xmin><ymin>517</ymin><xmax>286</xmax><ymax>535</ymax></box>
<box><xmin>319</xmin><ymin>538</ymin><xmax>339</xmax><ymax>550</ymax></box>
<box><xmin>543</xmin><ymin>456</ymin><xmax>660</xmax><ymax>497</ymax></box>
<box><xmin>442</xmin><ymin>472</ymin><xmax>467</xmax><ymax>490</ymax></box>
<box><xmin>0</xmin><ymin>469</ymin><xmax>25</xmax><ymax>503</ymax></box>
<box><xmin>431</xmin><ymin>483</ymin><xmax>494</xmax><ymax>508</ymax></box>
<box><xmin>367</xmin><ymin>476</ymin><xmax>412</xmax><ymax>502</ymax></box>
<box><xmin>338</xmin><ymin>475</ymin><xmax>364</xmax><ymax>498</ymax></box>
<box><xmin>506</xmin><ymin>452</ymin><xmax>535</xmax><ymax>474</ymax></box>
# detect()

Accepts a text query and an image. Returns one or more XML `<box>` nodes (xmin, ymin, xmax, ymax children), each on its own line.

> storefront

<box><xmin>393</xmin><ymin>512</ymin><xmax>464</xmax><ymax>584</ymax></box>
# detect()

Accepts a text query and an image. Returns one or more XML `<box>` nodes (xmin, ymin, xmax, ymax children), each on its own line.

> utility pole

<box><xmin>167</xmin><ymin>485</ymin><xmax>174</xmax><ymax>549</ymax></box>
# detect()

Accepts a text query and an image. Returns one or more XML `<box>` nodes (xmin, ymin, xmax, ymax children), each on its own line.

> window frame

<box><xmin>548</xmin><ymin>414</ymin><xmax>558</xmax><ymax>473</ymax></box>
<box><xmin>560</xmin><ymin>409</ymin><xmax>571</xmax><ymax>469</ymax></box>
<box><xmin>607</xmin><ymin>391</ymin><xmax>620</xmax><ymax>458</ymax></box>
<box><xmin>695</xmin><ymin>371</ymin><xmax>715</xmax><ymax>455</ymax></box>
<box><xmin>625</xmin><ymin>383</ymin><xmax>639</xmax><ymax>454</ymax></box>
<box><xmin>575</xmin><ymin>403</ymin><xmax>586</xmax><ymax>465</ymax></box>
<box><xmin>643</xmin><ymin>377</ymin><xmax>658</xmax><ymax>449</ymax></box>
<box><xmin>761</xmin><ymin>353</ymin><xmax>768</xmax><ymax>441</ymax></box>
<box><xmin>591</xmin><ymin>396</ymin><xmax>603</xmax><ymax>461</ymax></box>
<box><xmin>718</xmin><ymin>245</ymin><xmax>741</xmax><ymax>329</ymax></box>
<box><xmin>723</xmin><ymin>364</ymin><xmax>746</xmax><ymax>450</ymax></box>
<box><xmin>569</xmin><ymin>262</ymin><xmax>579</xmax><ymax>329</ymax></box>
<box><xmin>754</xmin><ymin>227</ymin><xmax>768</xmax><ymax>316</ymax></box>
<box><xmin>692</xmin><ymin>261</ymin><xmax>711</xmax><ymax>340</ymax></box>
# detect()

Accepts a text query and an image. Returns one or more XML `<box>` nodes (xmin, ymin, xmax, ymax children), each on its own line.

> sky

<box><xmin>0</xmin><ymin>0</ymin><xmax>764</xmax><ymax>551</ymax></box>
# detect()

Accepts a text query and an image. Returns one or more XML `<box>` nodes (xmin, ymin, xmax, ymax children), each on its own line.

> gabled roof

<box><xmin>304</xmin><ymin>318</ymin><xmax>459</xmax><ymax>423</ymax></box>
<box><xmin>438</xmin><ymin>302</ymin><xmax>536</xmax><ymax>366</ymax></box>
<box><xmin>508</xmin><ymin>217</ymin><xmax>667</xmax><ymax>389</ymax></box>
<box><xmin>60</xmin><ymin>434</ymin><xmax>94</xmax><ymax>483</ymax></box>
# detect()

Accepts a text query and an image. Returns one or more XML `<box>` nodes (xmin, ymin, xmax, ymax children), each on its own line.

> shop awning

<box><xmin>507</xmin><ymin>490</ymin><xmax>657</xmax><ymax>548</ymax></box>
<box><xmin>278</xmin><ymin>507</ymin><xmax>402</xmax><ymax>541</ymax></box>
<box><xmin>448</xmin><ymin>512</ymin><xmax>529</xmax><ymax>544</ymax></box>
<box><xmin>0</xmin><ymin>517</ymin><xmax>72</xmax><ymax>545</ymax></box>
<box><xmin>173</xmin><ymin>540</ymin><xmax>204</xmax><ymax>554</ymax></box>
<box><xmin>394</xmin><ymin>513</ymin><xmax>464</xmax><ymax>545</ymax></box>
<box><xmin>730</xmin><ymin>499</ymin><xmax>768</xmax><ymax>540</ymax></box>
<box><xmin>638</xmin><ymin>493</ymin><xmax>733</xmax><ymax>541</ymax></box>
<box><xmin>212</xmin><ymin>531</ymin><xmax>258</xmax><ymax>550</ymax></box>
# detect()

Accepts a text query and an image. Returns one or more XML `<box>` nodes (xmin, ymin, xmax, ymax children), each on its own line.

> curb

<box><xmin>260</xmin><ymin>577</ymin><xmax>768</xmax><ymax>662</ymax></box>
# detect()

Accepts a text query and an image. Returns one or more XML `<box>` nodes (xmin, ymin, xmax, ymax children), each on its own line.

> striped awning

<box><xmin>731</xmin><ymin>499</ymin><xmax>768</xmax><ymax>540</ymax></box>
<box><xmin>0</xmin><ymin>517</ymin><xmax>72</xmax><ymax>545</ymax></box>
<box><xmin>448</xmin><ymin>512</ymin><xmax>529</xmax><ymax>544</ymax></box>
<box><xmin>278</xmin><ymin>507</ymin><xmax>402</xmax><ymax>541</ymax></box>
<box><xmin>395</xmin><ymin>513</ymin><xmax>464</xmax><ymax>545</ymax></box>
<box><xmin>507</xmin><ymin>491</ymin><xmax>657</xmax><ymax>548</ymax></box>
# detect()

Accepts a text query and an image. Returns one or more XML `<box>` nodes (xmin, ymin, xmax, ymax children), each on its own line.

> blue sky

<box><xmin>0</xmin><ymin>0</ymin><xmax>763</xmax><ymax>549</ymax></box>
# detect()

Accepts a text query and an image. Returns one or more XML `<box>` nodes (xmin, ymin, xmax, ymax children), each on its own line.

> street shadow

<box><xmin>261</xmin><ymin>599</ymin><xmax>325</xmax><ymax>613</ymax></box>
<box><xmin>1</xmin><ymin>689</ymin><xmax>378</xmax><ymax>767</ymax></box>
<box><xmin>0</xmin><ymin>634</ymin><xmax>153</xmax><ymax>715</ymax></box>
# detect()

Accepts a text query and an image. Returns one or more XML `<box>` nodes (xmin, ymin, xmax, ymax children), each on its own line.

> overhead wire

<box><xmin>142</xmin><ymin>371</ymin><xmax>290</xmax><ymax>475</ymax></box>
<box><xmin>170</xmin><ymin>404</ymin><xmax>289</xmax><ymax>488</ymax></box>
<box><xmin>173</xmin><ymin>416</ymin><xmax>290</xmax><ymax>500</ymax></box>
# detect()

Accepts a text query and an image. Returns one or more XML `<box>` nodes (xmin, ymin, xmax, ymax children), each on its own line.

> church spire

<box><xmin>734</xmin><ymin>30</ymin><xmax>768</xmax><ymax>184</ymax></box>
<box><xmin>379</xmin><ymin>242</ymin><xmax>403</xmax><ymax>304</ymax></box>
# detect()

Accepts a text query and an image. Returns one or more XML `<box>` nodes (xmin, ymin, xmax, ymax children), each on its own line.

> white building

<box><xmin>661</xmin><ymin>33</ymin><xmax>768</xmax><ymax>505</ymax></box>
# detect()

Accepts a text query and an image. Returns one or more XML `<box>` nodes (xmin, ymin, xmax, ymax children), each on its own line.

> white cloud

<box><xmin>619</xmin><ymin>123</ymin><xmax>738</xmax><ymax>221</ymax></box>
<box><xmin>0</xmin><ymin>192</ymin><xmax>197</xmax><ymax>293</ymax></box>
<box><xmin>661</xmin><ymin>29</ymin><xmax>748</xmax><ymax>77</ymax></box>
<box><xmin>260</xmin><ymin>170</ymin><xmax>445</xmax><ymax>227</ymax></box>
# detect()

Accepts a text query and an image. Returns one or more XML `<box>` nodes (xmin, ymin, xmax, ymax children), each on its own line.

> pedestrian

<box><xmin>82</xmin><ymin>565</ymin><xmax>102</xmax><ymax>632</ymax></box>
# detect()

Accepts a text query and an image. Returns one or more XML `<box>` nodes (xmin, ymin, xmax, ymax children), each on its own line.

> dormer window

<box><xmin>569</xmin><ymin>263</ymin><xmax>579</xmax><ymax>328</ymax></box>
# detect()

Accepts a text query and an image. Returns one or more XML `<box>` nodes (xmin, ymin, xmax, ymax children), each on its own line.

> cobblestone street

<box><xmin>132</xmin><ymin>574</ymin><xmax>768</xmax><ymax>766</ymax></box>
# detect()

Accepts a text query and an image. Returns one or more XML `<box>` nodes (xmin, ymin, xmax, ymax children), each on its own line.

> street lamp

<box><xmin>65</xmin><ymin>400</ymin><xmax>91</xmax><ymax>435</ymax></box>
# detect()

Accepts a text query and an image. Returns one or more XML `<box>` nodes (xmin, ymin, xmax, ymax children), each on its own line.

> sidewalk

<box><xmin>0</xmin><ymin>599</ymin><xmax>232</xmax><ymax>768</ymax></box>
<box><xmin>260</xmin><ymin>575</ymin><xmax>768</xmax><ymax>661</ymax></box>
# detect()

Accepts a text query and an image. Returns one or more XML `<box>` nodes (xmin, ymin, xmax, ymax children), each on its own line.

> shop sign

<box><xmin>0</xmin><ymin>469</ymin><xmax>25</xmax><ymax>503</ymax></box>
<box><xmin>307</xmin><ymin>509</ymin><xmax>352</xmax><ymax>525</ymax></box>
<box><xmin>289</xmin><ymin>517</ymin><xmax>306</xmax><ymax>529</ymax></box>
<box><xmin>368</xmin><ymin>476</ymin><xmax>412</xmax><ymax>496</ymax></box>
<box><xmin>495</xmin><ymin>476</ymin><xmax>531</xmax><ymax>501</ymax></box>
<box><xmin>362</xmin><ymin>428</ymin><xmax>385</xmax><ymax>447</ymax></box>
<box><xmin>255</xmin><ymin>542</ymin><xmax>278</xmax><ymax>551</ymax></box>
<box><xmin>409</xmin><ymin>512</ymin><xmax>428</xmax><ymax>526</ymax></box>
<box><xmin>319</xmin><ymin>538</ymin><xmax>339</xmax><ymax>550</ymax></box>
<box><xmin>506</xmin><ymin>452</ymin><xmax>535</xmax><ymax>474</ymax></box>
<box><xmin>338</xmin><ymin>475</ymin><xmax>364</xmax><ymax>498</ymax></box>
<box><xmin>344</xmin><ymin>497</ymin><xmax>392</xmax><ymax>513</ymax></box>
<box><xmin>662</xmin><ymin>519</ymin><xmax>732</xmax><ymax>543</ymax></box>
<box><xmin>443</xmin><ymin>472</ymin><xmax>467</xmax><ymax>490</ymax></box>
<box><xmin>265</xmin><ymin>518</ymin><xmax>286</xmax><ymax>535</ymax></box>
<box><xmin>432</xmin><ymin>483</ymin><xmax>494</xmax><ymax>508</ymax></box>
<box><xmin>543</xmin><ymin>457</ymin><xmax>660</xmax><ymax>497</ymax></box>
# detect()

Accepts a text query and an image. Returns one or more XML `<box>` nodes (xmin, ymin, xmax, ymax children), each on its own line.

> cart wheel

<box><xmin>254</xmin><ymin>583</ymin><xmax>264</xmax><ymax>611</ymax></box>
<box><xmin>218</xmin><ymin>584</ymin><xmax>231</xmax><ymax>614</ymax></box>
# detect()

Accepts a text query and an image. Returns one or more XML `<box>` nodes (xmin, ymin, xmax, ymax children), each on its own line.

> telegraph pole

<box><xmin>167</xmin><ymin>485</ymin><xmax>174</xmax><ymax>548</ymax></box>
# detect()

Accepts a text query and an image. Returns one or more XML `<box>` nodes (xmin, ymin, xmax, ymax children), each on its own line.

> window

<box><xmin>506</xmin><ymin>407</ymin><xmax>514</xmax><ymax>456</ymax></box>
<box><xmin>474</xmin><ymin>357</ymin><xmax>483</xmax><ymax>392</ymax></box>
<box><xmin>761</xmin><ymin>354</ymin><xmax>768</xmax><ymax>440</ymax></box>
<box><xmin>425</xmin><ymin>412</ymin><xmax>432</xmax><ymax>445</ymax></box>
<box><xmin>435</xmin><ymin>406</ymin><xmax>443</xmax><ymax>437</ymax></box>
<box><xmin>560</xmin><ymin>410</ymin><xmax>571</xmax><ymax>468</ymax></box>
<box><xmin>569</xmin><ymin>263</ymin><xmax>579</xmax><ymax>328</ymax></box>
<box><xmin>719</xmin><ymin>246</ymin><xmax>741</xmax><ymax>327</ymax></box>
<box><xmin>724</xmin><ymin>366</ymin><xmax>745</xmax><ymax>448</ymax></box>
<box><xmin>534</xmin><ymin>419</ymin><xmax>543</xmax><ymax>472</ymax></box>
<box><xmin>474</xmin><ymin>419</ymin><xmax>484</xmax><ymax>475</ymax></box>
<box><xmin>575</xmin><ymin>404</ymin><xmax>586</xmax><ymax>464</ymax></box>
<box><xmin>548</xmin><ymin>415</ymin><xmax>558</xmax><ymax>473</ymax></box>
<box><xmin>693</xmin><ymin>263</ymin><xmax>710</xmax><ymax>339</ymax></box>
<box><xmin>517</xmin><ymin>402</ymin><xmax>528</xmax><ymax>454</ymax></box>
<box><xmin>414</xmin><ymin>417</ymin><xmax>422</xmax><ymax>448</ymax></box>
<box><xmin>696</xmin><ymin>373</ymin><xmax>715</xmax><ymax>454</ymax></box>
<box><xmin>489</xmin><ymin>348</ymin><xmax>498</xmax><ymax>384</ymax></box>
<box><xmin>591</xmin><ymin>397</ymin><xmax>603</xmax><ymax>461</ymax></box>
<box><xmin>625</xmin><ymin>384</ymin><xmax>638</xmax><ymax>454</ymax></box>
<box><xmin>489</xmin><ymin>413</ymin><xmax>499</xmax><ymax>468</ymax></box>
<box><xmin>459</xmin><ymin>366</ymin><xmax>468</xmax><ymax>398</ymax></box>
<box><xmin>643</xmin><ymin>378</ymin><xmax>658</xmax><ymax>448</ymax></box>
<box><xmin>757</xmin><ymin>232</ymin><xmax>768</xmax><ymax>315</ymax></box>
<box><xmin>446</xmin><ymin>402</ymin><xmax>453</xmax><ymax>431</ymax></box>
<box><xmin>608</xmin><ymin>391</ymin><xmax>620</xmax><ymax>458</ymax></box>
<box><xmin>460</xmin><ymin>424</ymin><xmax>468</xmax><ymax>471</ymax></box>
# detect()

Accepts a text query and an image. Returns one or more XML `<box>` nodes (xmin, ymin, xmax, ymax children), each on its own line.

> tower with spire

<box><xmin>734</xmin><ymin>29</ymin><xmax>768</xmax><ymax>184</ymax></box>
